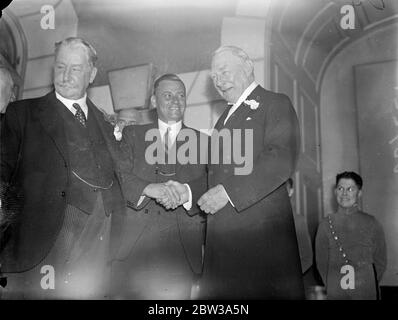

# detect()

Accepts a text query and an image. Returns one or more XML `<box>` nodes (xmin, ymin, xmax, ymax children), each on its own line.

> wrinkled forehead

<box><xmin>55</xmin><ymin>43</ymin><xmax>91</xmax><ymax>63</ymax></box>
<box><xmin>212</xmin><ymin>51</ymin><xmax>244</xmax><ymax>70</ymax></box>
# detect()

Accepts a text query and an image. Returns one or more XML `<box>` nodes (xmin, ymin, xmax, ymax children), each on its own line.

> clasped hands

<box><xmin>143</xmin><ymin>180</ymin><xmax>189</xmax><ymax>210</ymax></box>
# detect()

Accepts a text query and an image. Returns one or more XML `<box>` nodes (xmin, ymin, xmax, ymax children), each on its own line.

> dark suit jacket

<box><xmin>0</xmin><ymin>92</ymin><xmax>126</xmax><ymax>273</ymax></box>
<box><xmin>201</xmin><ymin>85</ymin><xmax>304</xmax><ymax>299</ymax></box>
<box><xmin>115</xmin><ymin>122</ymin><xmax>207</xmax><ymax>299</ymax></box>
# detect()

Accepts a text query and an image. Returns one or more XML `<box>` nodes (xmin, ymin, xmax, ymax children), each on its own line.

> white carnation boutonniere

<box><xmin>113</xmin><ymin>119</ymin><xmax>136</xmax><ymax>141</ymax></box>
<box><xmin>114</xmin><ymin>124</ymin><xmax>123</xmax><ymax>141</ymax></box>
<box><xmin>244</xmin><ymin>99</ymin><xmax>259</xmax><ymax>110</ymax></box>
<box><xmin>101</xmin><ymin>110</ymin><xmax>136</xmax><ymax>142</ymax></box>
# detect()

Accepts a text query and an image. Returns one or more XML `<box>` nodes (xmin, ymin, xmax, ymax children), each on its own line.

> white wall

<box><xmin>320</xmin><ymin>23</ymin><xmax>398</xmax><ymax>215</ymax></box>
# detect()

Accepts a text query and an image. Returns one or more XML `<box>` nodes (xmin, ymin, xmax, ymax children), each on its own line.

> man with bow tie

<box><xmin>113</xmin><ymin>73</ymin><xmax>208</xmax><ymax>299</ymax></box>
<box><xmin>198</xmin><ymin>45</ymin><xmax>304</xmax><ymax>299</ymax></box>
<box><xmin>0</xmin><ymin>37</ymin><xmax>128</xmax><ymax>299</ymax></box>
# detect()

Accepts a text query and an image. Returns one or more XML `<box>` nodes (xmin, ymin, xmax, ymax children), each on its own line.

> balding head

<box><xmin>0</xmin><ymin>67</ymin><xmax>15</xmax><ymax>113</ymax></box>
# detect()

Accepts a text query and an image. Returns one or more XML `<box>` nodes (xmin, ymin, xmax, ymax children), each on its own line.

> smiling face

<box><xmin>335</xmin><ymin>178</ymin><xmax>362</xmax><ymax>209</ymax></box>
<box><xmin>152</xmin><ymin>79</ymin><xmax>186</xmax><ymax>123</ymax></box>
<box><xmin>53</xmin><ymin>44</ymin><xmax>97</xmax><ymax>100</ymax></box>
<box><xmin>210</xmin><ymin>50</ymin><xmax>253</xmax><ymax>104</ymax></box>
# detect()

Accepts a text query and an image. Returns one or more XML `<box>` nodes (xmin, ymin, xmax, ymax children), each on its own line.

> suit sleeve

<box><xmin>223</xmin><ymin>94</ymin><xmax>300</xmax><ymax>212</ymax></box>
<box><xmin>181</xmin><ymin>173</ymin><xmax>207</xmax><ymax>217</ymax></box>
<box><xmin>1</xmin><ymin>104</ymin><xmax>23</xmax><ymax>187</ymax></box>
<box><xmin>0</xmin><ymin>104</ymin><xmax>24</xmax><ymax>258</ymax></box>
<box><xmin>183</xmin><ymin>131</ymin><xmax>208</xmax><ymax>216</ymax></box>
<box><xmin>315</xmin><ymin>220</ymin><xmax>329</xmax><ymax>286</ymax></box>
<box><xmin>372</xmin><ymin>219</ymin><xmax>387</xmax><ymax>282</ymax></box>
<box><xmin>116</xmin><ymin>126</ymin><xmax>151</xmax><ymax>210</ymax></box>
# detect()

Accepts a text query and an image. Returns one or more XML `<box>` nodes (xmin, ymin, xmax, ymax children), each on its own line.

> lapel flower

<box><xmin>244</xmin><ymin>99</ymin><xmax>259</xmax><ymax>110</ymax></box>
<box><xmin>114</xmin><ymin>123</ymin><xmax>123</xmax><ymax>141</ymax></box>
<box><xmin>113</xmin><ymin>119</ymin><xmax>137</xmax><ymax>141</ymax></box>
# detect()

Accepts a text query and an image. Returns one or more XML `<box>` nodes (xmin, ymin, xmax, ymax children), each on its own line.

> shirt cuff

<box><xmin>182</xmin><ymin>183</ymin><xmax>192</xmax><ymax>210</ymax></box>
<box><xmin>223</xmin><ymin>186</ymin><xmax>235</xmax><ymax>207</ymax></box>
<box><xmin>137</xmin><ymin>195</ymin><xmax>146</xmax><ymax>207</ymax></box>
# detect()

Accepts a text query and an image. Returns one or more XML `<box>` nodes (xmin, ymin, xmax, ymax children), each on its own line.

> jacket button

<box><xmin>60</xmin><ymin>191</ymin><xmax>66</xmax><ymax>197</ymax></box>
<box><xmin>144</xmin><ymin>209</ymin><xmax>149</xmax><ymax>214</ymax></box>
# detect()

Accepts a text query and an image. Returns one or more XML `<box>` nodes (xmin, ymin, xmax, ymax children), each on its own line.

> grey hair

<box><xmin>54</xmin><ymin>37</ymin><xmax>98</xmax><ymax>67</ymax></box>
<box><xmin>212</xmin><ymin>45</ymin><xmax>252</xmax><ymax>64</ymax></box>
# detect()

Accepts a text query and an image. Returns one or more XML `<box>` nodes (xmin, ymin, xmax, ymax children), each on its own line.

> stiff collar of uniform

<box><xmin>224</xmin><ymin>81</ymin><xmax>258</xmax><ymax>125</ymax></box>
<box><xmin>55</xmin><ymin>91</ymin><xmax>88</xmax><ymax>119</ymax></box>
<box><xmin>158</xmin><ymin>118</ymin><xmax>182</xmax><ymax>143</ymax></box>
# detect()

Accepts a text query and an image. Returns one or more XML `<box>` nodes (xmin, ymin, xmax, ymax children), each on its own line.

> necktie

<box><xmin>164</xmin><ymin>127</ymin><xmax>170</xmax><ymax>155</ymax></box>
<box><xmin>72</xmin><ymin>103</ymin><xmax>87</xmax><ymax>127</ymax></box>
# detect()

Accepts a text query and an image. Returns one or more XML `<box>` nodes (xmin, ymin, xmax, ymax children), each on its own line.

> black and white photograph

<box><xmin>0</xmin><ymin>0</ymin><xmax>397</xmax><ymax>306</ymax></box>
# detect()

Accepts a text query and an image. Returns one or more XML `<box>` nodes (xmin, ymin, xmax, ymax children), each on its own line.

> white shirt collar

<box><xmin>158</xmin><ymin>119</ymin><xmax>182</xmax><ymax>143</ymax></box>
<box><xmin>224</xmin><ymin>81</ymin><xmax>258</xmax><ymax>125</ymax></box>
<box><xmin>55</xmin><ymin>92</ymin><xmax>88</xmax><ymax>118</ymax></box>
<box><xmin>233</xmin><ymin>81</ymin><xmax>258</xmax><ymax>109</ymax></box>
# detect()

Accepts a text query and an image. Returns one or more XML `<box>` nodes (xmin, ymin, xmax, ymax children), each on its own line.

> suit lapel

<box><xmin>214</xmin><ymin>106</ymin><xmax>230</xmax><ymax>131</ymax></box>
<box><xmin>87</xmin><ymin>99</ymin><xmax>124</xmax><ymax>167</ymax></box>
<box><xmin>224</xmin><ymin>85</ymin><xmax>263</xmax><ymax>129</ymax></box>
<box><xmin>88</xmin><ymin>99</ymin><xmax>113</xmax><ymax>145</ymax></box>
<box><xmin>36</xmin><ymin>92</ymin><xmax>68</xmax><ymax>162</ymax></box>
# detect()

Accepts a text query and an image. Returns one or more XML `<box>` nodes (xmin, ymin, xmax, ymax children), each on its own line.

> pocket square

<box><xmin>246</xmin><ymin>117</ymin><xmax>252</xmax><ymax>121</ymax></box>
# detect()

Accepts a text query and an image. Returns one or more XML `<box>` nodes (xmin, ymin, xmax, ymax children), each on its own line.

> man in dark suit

<box><xmin>113</xmin><ymin>74</ymin><xmax>208</xmax><ymax>299</ymax></box>
<box><xmin>0</xmin><ymin>66</ymin><xmax>15</xmax><ymax>289</ymax></box>
<box><xmin>0</xmin><ymin>37</ymin><xmax>127</xmax><ymax>299</ymax></box>
<box><xmin>198</xmin><ymin>46</ymin><xmax>304</xmax><ymax>299</ymax></box>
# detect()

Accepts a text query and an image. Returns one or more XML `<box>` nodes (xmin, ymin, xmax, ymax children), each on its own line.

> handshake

<box><xmin>143</xmin><ymin>180</ymin><xmax>190</xmax><ymax>210</ymax></box>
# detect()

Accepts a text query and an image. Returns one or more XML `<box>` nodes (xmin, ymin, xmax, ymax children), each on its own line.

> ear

<box><xmin>358</xmin><ymin>190</ymin><xmax>362</xmax><ymax>198</ymax></box>
<box><xmin>89</xmin><ymin>67</ymin><xmax>97</xmax><ymax>84</ymax></box>
<box><xmin>243</xmin><ymin>59</ymin><xmax>254</xmax><ymax>77</ymax></box>
<box><xmin>150</xmin><ymin>95</ymin><xmax>157</xmax><ymax>109</ymax></box>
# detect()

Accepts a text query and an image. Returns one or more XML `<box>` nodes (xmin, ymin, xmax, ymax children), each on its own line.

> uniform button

<box><xmin>60</xmin><ymin>191</ymin><xmax>66</xmax><ymax>197</ymax></box>
<box><xmin>144</xmin><ymin>209</ymin><xmax>149</xmax><ymax>214</ymax></box>
<box><xmin>93</xmin><ymin>188</ymin><xmax>98</xmax><ymax>192</ymax></box>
